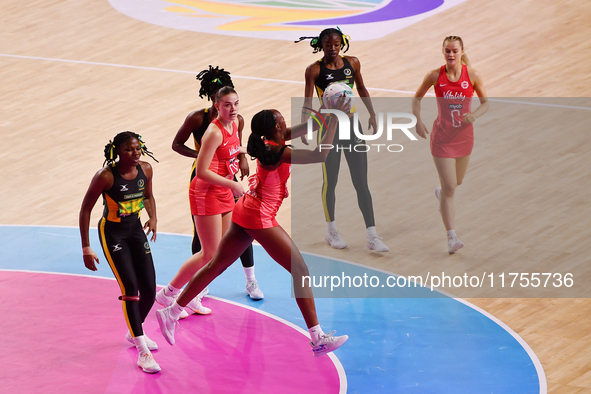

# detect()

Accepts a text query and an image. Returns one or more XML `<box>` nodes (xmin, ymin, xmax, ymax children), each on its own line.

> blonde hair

<box><xmin>443</xmin><ymin>36</ymin><xmax>470</xmax><ymax>66</ymax></box>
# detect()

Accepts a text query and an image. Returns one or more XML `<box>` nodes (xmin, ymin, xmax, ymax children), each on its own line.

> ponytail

<box><xmin>196</xmin><ymin>65</ymin><xmax>234</xmax><ymax>101</ymax></box>
<box><xmin>248</xmin><ymin>110</ymin><xmax>288</xmax><ymax>166</ymax></box>
<box><xmin>461</xmin><ymin>53</ymin><xmax>471</xmax><ymax>66</ymax></box>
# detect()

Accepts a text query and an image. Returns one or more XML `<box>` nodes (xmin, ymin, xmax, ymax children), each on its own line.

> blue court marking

<box><xmin>0</xmin><ymin>225</ymin><xmax>544</xmax><ymax>393</ymax></box>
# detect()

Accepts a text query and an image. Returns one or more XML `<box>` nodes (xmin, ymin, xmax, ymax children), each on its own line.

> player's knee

<box><xmin>442</xmin><ymin>183</ymin><xmax>457</xmax><ymax>197</ymax></box>
<box><xmin>291</xmin><ymin>259</ymin><xmax>310</xmax><ymax>278</ymax></box>
<box><xmin>200</xmin><ymin>246</ymin><xmax>218</xmax><ymax>262</ymax></box>
<box><xmin>141</xmin><ymin>286</ymin><xmax>156</xmax><ymax>301</ymax></box>
<box><xmin>351</xmin><ymin>180</ymin><xmax>370</xmax><ymax>194</ymax></box>
<box><xmin>200</xmin><ymin>258</ymin><xmax>224</xmax><ymax>276</ymax></box>
<box><xmin>323</xmin><ymin>176</ymin><xmax>338</xmax><ymax>191</ymax></box>
<box><xmin>322</xmin><ymin>185</ymin><xmax>336</xmax><ymax>197</ymax></box>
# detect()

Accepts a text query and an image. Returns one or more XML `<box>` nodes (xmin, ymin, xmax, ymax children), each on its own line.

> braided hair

<box><xmin>294</xmin><ymin>27</ymin><xmax>350</xmax><ymax>54</ymax></box>
<box><xmin>196</xmin><ymin>65</ymin><xmax>234</xmax><ymax>101</ymax></box>
<box><xmin>247</xmin><ymin>110</ymin><xmax>289</xmax><ymax>166</ymax></box>
<box><xmin>103</xmin><ymin>131</ymin><xmax>158</xmax><ymax>166</ymax></box>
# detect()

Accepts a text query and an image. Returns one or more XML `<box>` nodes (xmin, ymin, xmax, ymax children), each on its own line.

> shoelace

<box><xmin>188</xmin><ymin>297</ymin><xmax>211</xmax><ymax>314</ymax></box>
<box><xmin>139</xmin><ymin>352</ymin><xmax>155</xmax><ymax>364</ymax></box>
<box><xmin>188</xmin><ymin>296</ymin><xmax>202</xmax><ymax>307</ymax></box>
<box><xmin>448</xmin><ymin>237</ymin><xmax>465</xmax><ymax>251</ymax></box>
<box><xmin>319</xmin><ymin>330</ymin><xmax>337</xmax><ymax>343</ymax></box>
<box><xmin>328</xmin><ymin>231</ymin><xmax>342</xmax><ymax>240</ymax></box>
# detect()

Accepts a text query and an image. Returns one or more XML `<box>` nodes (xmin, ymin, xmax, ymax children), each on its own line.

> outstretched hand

<box><xmin>332</xmin><ymin>95</ymin><xmax>353</xmax><ymax>113</ymax></box>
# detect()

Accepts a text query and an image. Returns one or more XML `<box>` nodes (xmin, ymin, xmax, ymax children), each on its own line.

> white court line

<box><xmin>0</xmin><ymin>223</ymin><xmax>547</xmax><ymax>393</ymax></box>
<box><xmin>300</xmin><ymin>250</ymin><xmax>548</xmax><ymax>394</ymax></box>
<box><xmin>485</xmin><ymin>98</ymin><xmax>591</xmax><ymax>111</ymax></box>
<box><xmin>2</xmin><ymin>53</ymin><xmax>589</xmax><ymax>111</ymax></box>
<box><xmin>206</xmin><ymin>294</ymin><xmax>348</xmax><ymax>393</ymax></box>
<box><xmin>38</xmin><ymin>232</ymin><xmax>79</xmax><ymax>238</ymax></box>
<box><xmin>0</xmin><ymin>267</ymin><xmax>348</xmax><ymax>394</ymax></box>
<box><xmin>0</xmin><ymin>53</ymin><xmax>302</xmax><ymax>84</ymax></box>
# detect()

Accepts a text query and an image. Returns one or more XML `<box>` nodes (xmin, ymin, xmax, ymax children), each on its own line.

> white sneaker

<box><xmin>156</xmin><ymin>288</ymin><xmax>189</xmax><ymax>319</ymax></box>
<box><xmin>156</xmin><ymin>307</ymin><xmax>179</xmax><ymax>346</ymax></box>
<box><xmin>186</xmin><ymin>291</ymin><xmax>212</xmax><ymax>315</ymax></box>
<box><xmin>367</xmin><ymin>236</ymin><xmax>389</xmax><ymax>252</ymax></box>
<box><xmin>126</xmin><ymin>332</ymin><xmax>158</xmax><ymax>351</ymax></box>
<box><xmin>155</xmin><ymin>287</ymin><xmax>175</xmax><ymax>307</ymax></box>
<box><xmin>137</xmin><ymin>351</ymin><xmax>161</xmax><ymax>374</ymax></box>
<box><xmin>325</xmin><ymin>231</ymin><xmax>347</xmax><ymax>249</ymax></box>
<box><xmin>246</xmin><ymin>280</ymin><xmax>264</xmax><ymax>300</ymax></box>
<box><xmin>448</xmin><ymin>235</ymin><xmax>465</xmax><ymax>254</ymax></box>
<box><xmin>435</xmin><ymin>186</ymin><xmax>441</xmax><ymax>212</ymax></box>
<box><xmin>310</xmin><ymin>331</ymin><xmax>349</xmax><ymax>357</ymax></box>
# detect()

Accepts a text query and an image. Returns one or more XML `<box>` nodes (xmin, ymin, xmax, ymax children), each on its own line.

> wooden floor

<box><xmin>0</xmin><ymin>0</ymin><xmax>590</xmax><ymax>391</ymax></box>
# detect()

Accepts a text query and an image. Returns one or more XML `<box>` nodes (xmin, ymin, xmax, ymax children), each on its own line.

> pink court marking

<box><xmin>0</xmin><ymin>271</ymin><xmax>343</xmax><ymax>393</ymax></box>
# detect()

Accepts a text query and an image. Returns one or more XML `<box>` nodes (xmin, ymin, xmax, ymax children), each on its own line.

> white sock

<box><xmin>165</xmin><ymin>284</ymin><xmax>181</xmax><ymax>297</ymax></box>
<box><xmin>327</xmin><ymin>221</ymin><xmax>338</xmax><ymax>233</ymax></box>
<box><xmin>244</xmin><ymin>266</ymin><xmax>256</xmax><ymax>282</ymax></box>
<box><xmin>308</xmin><ymin>324</ymin><xmax>324</xmax><ymax>344</ymax></box>
<box><xmin>366</xmin><ymin>226</ymin><xmax>378</xmax><ymax>239</ymax></box>
<box><xmin>170</xmin><ymin>302</ymin><xmax>185</xmax><ymax>319</ymax></box>
<box><xmin>447</xmin><ymin>229</ymin><xmax>456</xmax><ymax>239</ymax></box>
<box><xmin>132</xmin><ymin>335</ymin><xmax>150</xmax><ymax>355</ymax></box>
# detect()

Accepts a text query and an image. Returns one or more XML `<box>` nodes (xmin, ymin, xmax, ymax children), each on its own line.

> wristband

<box><xmin>82</xmin><ymin>246</ymin><xmax>93</xmax><ymax>256</ymax></box>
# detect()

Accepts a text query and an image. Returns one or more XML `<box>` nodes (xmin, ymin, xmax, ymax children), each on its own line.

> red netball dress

<box><xmin>189</xmin><ymin>118</ymin><xmax>240</xmax><ymax>215</ymax></box>
<box><xmin>232</xmin><ymin>143</ymin><xmax>291</xmax><ymax>229</ymax></box>
<box><xmin>431</xmin><ymin>64</ymin><xmax>475</xmax><ymax>158</ymax></box>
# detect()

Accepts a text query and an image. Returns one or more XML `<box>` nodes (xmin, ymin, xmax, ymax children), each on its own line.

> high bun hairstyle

<box><xmin>103</xmin><ymin>131</ymin><xmax>158</xmax><ymax>166</ymax></box>
<box><xmin>247</xmin><ymin>110</ymin><xmax>288</xmax><ymax>166</ymax></box>
<box><xmin>294</xmin><ymin>27</ymin><xmax>350</xmax><ymax>54</ymax></box>
<box><xmin>443</xmin><ymin>36</ymin><xmax>471</xmax><ymax>66</ymax></box>
<box><xmin>196</xmin><ymin>65</ymin><xmax>234</xmax><ymax>101</ymax></box>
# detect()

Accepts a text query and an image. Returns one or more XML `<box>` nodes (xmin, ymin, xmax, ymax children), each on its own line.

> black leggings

<box><xmin>98</xmin><ymin>217</ymin><xmax>156</xmax><ymax>337</ymax></box>
<box><xmin>319</xmin><ymin>116</ymin><xmax>375</xmax><ymax>228</ymax></box>
<box><xmin>189</xmin><ymin>169</ymin><xmax>254</xmax><ymax>267</ymax></box>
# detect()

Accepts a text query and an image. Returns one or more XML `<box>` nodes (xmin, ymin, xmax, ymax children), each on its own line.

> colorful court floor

<box><xmin>0</xmin><ymin>226</ymin><xmax>545</xmax><ymax>393</ymax></box>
